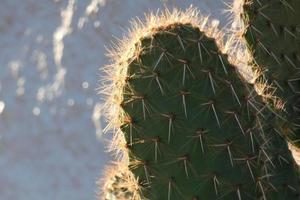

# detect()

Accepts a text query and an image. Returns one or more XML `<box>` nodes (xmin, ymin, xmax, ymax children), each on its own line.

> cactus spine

<box><xmin>99</xmin><ymin>163</ymin><xmax>136</xmax><ymax>200</ymax></box>
<box><xmin>240</xmin><ymin>0</ymin><xmax>300</xmax><ymax>148</ymax></box>
<box><xmin>101</xmin><ymin>8</ymin><xmax>300</xmax><ymax>199</ymax></box>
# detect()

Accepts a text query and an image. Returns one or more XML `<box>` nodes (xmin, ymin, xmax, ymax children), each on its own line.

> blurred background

<box><xmin>0</xmin><ymin>0</ymin><xmax>232</xmax><ymax>199</ymax></box>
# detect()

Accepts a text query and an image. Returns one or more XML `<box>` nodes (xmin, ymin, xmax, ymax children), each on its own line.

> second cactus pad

<box><xmin>116</xmin><ymin>13</ymin><xmax>300</xmax><ymax>199</ymax></box>
<box><xmin>242</xmin><ymin>0</ymin><xmax>300</xmax><ymax>147</ymax></box>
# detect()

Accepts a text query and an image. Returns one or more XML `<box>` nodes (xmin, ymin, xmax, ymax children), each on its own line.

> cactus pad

<box><xmin>242</xmin><ymin>0</ymin><xmax>300</xmax><ymax>148</ymax></box>
<box><xmin>102</xmin><ymin>9</ymin><xmax>300</xmax><ymax>200</ymax></box>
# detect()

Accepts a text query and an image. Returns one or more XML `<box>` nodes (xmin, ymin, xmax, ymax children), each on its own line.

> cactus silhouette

<box><xmin>100</xmin><ymin>8</ymin><xmax>300</xmax><ymax>200</ymax></box>
<box><xmin>240</xmin><ymin>0</ymin><xmax>300</xmax><ymax>148</ymax></box>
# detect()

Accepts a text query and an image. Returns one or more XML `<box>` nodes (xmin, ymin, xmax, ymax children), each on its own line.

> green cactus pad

<box><xmin>115</xmin><ymin>21</ymin><xmax>300</xmax><ymax>199</ymax></box>
<box><xmin>242</xmin><ymin>0</ymin><xmax>300</xmax><ymax>147</ymax></box>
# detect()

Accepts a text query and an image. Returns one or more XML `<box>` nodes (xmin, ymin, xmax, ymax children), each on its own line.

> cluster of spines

<box><xmin>98</xmin><ymin>162</ymin><xmax>140</xmax><ymax>200</ymax></box>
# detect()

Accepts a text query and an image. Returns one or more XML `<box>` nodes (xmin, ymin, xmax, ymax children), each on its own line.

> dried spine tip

<box><xmin>98</xmin><ymin>163</ymin><xmax>140</xmax><ymax>200</ymax></box>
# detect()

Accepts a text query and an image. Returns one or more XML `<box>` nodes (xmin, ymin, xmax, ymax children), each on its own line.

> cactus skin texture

<box><xmin>241</xmin><ymin>0</ymin><xmax>300</xmax><ymax>148</ymax></box>
<box><xmin>102</xmin><ymin>9</ymin><xmax>300</xmax><ymax>200</ymax></box>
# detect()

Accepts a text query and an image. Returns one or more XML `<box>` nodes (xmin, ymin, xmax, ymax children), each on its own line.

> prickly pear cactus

<box><xmin>102</xmin><ymin>8</ymin><xmax>300</xmax><ymax>200</ymax></box>
<box><xmin>241</xmin><ymin>0</ymin><xmax>300</xmax><ymax>148</ymax></box>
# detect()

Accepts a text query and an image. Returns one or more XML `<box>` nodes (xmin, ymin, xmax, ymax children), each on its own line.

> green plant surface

<box><xmin>114</xmin><ymin>17</ymin><xmax>300</xmax><ymax>199</ymax></box>
<box><xmin>242</xmin><ymin>0</ymin><xmax>300</xmax><ymax>148</ymax></box>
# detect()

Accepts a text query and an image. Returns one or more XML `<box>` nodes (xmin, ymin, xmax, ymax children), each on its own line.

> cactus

<box><xmin>239</xmin><ymin>0</ymin><xmax>300</xmax><ymax>148</ymax></box>
<box><xmin>98</xmin><ymin>163</ymin><xmax>137</xmax><ymax>200</ymax></box>
<box><xmin>100</xmin><ymin>8</ymin><xmax>300</xmax><ymax>199</ymax></box>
